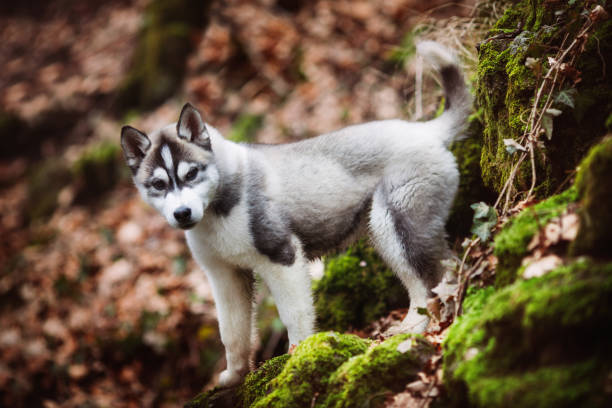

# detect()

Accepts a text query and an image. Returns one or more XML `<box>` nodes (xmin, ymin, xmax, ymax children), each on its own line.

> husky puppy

<box><xmin>120</xmin><ymin>42</ymin><xmax>470</xmax><ymax>387</ymax></box>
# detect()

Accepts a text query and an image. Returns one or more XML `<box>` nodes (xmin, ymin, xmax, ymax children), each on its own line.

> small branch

<box><xmin>454</xmin><ymin>237</ymin><xmax>480</xmax><ymax>318</ymax></box>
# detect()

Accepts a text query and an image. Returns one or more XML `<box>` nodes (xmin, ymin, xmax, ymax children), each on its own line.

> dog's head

<box><xmin>120</xmin><ymin>103</ymin><xmax>220</xmax><ymax>229</ymax></box>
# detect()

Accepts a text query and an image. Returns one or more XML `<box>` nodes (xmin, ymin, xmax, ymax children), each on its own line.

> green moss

<box><xmin>570</xmin><ymin>136</ymin><xmax>612</xmax><ymax>257</ymax></box>
<box><xmin>72</xmin><ymin>141</ymin><xmax>125</xmax><ymax>202</ymax></box>
<box><xmin>240</xmin><ymin>354</ymin><xmax>291</xmax><ymax>407</ymax></box>
<box><xmin>228</xmin><ymin>114</ymin><xmax>264</xmax><ymax>143</ymax></box>
<box><xmin>312</xmin><ymin>241</ymin><xmax>409</xmax><ymax>331</ymax></box>
<box><xmin>185</xmin><ymin>387</ymin><xmax>239</xmax><ymax>408</ymax></box>
<box><xmin>323</xmin><ymin>334</ymin><xmax>434</xmax><ymax>408</ymax></box>
<box><xmin>185</xmin><ymin>332</ymin><xmax>435</xmax><ymax>408</ymax></box>
<box><xmin>605</xmin><ymin>113</ymin><xmax>612</xmax><ymax>131</ymax></box>
<box><xmin>493</xmin><ymin>186</ymin><xmax>578</xmax><ymax>286</ymax></box>
<box><xmin>386</xmin><ymin>28</ymin><xmax>420</xmax><ymax>65</ymax></box>
<box><xmin>444</xmin><ymin>258</ymin><xmax>612</xmax><ymax>408</ymax></box>
<box><xmin>477</xmin><ymin>0</ymin><xmax>611</xmax><ymax>197</ymax></box>
<box><xmin>254</xmin><ymin>332</ymin><xmax>370</xmax><ymax>407</ymax></box>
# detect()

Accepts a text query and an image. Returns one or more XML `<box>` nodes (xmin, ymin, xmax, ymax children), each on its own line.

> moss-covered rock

<box><xmin>239</xmin><ymin>354</ymin><xmax>291</xmax><ymax>407</ymax></box>
<box><xmin>570</xmin><ymin>135</ymin><xmax>612</xmax><ymax>258</ymax></box>
<box><xmin>323</xmin><ymin>335</ymin><xmax>434</xmax><ymax>408</ymax></box>
<box><xmin>185</xmin><ymin>332</ymin><xmax>434</xmax><ymax>408</ymax></box>
<box><xmin>255</xmin><ymin>332</ymin><xmax>370</xmax><ymax>407</ymax></box>
<box><xmin>477</xmin><ymin>0</ymin><xmax>612</xmax><ymax>197</ymax></box>
<box><xmin>493</xmin><ymin>185</ymin><xmax>578</xmax><ymax>286</ymax></box>
<box><xmin>72</xmin><ymin>141</ymin><xmax>126</xmax><ymax>203</ymax></box>
<box><xmin>114</xmin><ymin>0</ymin><xmax>212</xmax><ymax>111</ymax></box>
<box><xmin>312</xmin><ymin>241</ymin><xmax>409</xmax><ymax>331</ymax></box>
<box><xmin>444</xmin><ymin>258</ymin><xmax>612</xmax><ymax>408</ymax></box>
<box><xmin>184</xmin><ymin>355</ymin><xmax>290</xmax><ymax>408</ymax></box>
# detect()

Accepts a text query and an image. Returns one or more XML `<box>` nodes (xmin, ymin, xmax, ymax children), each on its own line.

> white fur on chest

<box><xmin>185</xmin><ymin>204</ymin><xmax>257</xmax><ymax>268</ymax></box>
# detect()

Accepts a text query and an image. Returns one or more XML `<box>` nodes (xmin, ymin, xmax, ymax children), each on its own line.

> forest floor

<box><xmin>0</xmin><ymin>1</ymin><xmax>490</xmax><ymax>407</ymax></box>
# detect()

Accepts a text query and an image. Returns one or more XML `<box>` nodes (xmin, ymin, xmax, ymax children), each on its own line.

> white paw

<box><xmin>218</xmin><ymin>369</ymin><xmax>245</xmax><ymax>388</ymax></box>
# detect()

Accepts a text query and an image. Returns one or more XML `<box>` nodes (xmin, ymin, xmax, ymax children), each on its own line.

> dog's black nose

<box><xmin>174</xmin><ymin>206</ymin><xmax>192</xmax><ymax>223</ymax></box>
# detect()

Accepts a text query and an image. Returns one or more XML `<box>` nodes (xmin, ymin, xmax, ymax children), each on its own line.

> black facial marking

<box><xmin>148</xmin><ymin>134</ymin><xmax>205</xmax><ymax>192</ymax></box>
<box><xmin>210</xmin><ymin>171</ymin><xmax>242</xmax><ymax>217</ymax></box>
<box><xmin>247</xmin><ymin>165</ymin><xmax>295</xmax><ymax>266</ymax></box>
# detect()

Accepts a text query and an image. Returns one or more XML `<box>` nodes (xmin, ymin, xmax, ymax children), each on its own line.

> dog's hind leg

<box><xmin>369</xmin><ymin>179</ymin><xmax>449</xmax><ymax>334</ymax></box>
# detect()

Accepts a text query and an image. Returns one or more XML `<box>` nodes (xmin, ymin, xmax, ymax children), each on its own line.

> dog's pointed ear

<box><xmin>121</xmin><ymin>126</ymin><xmax>151</xmax><ymax>174</ymax></box>
<box><xmin>177</xmin><ymin>103</ymin><xmax>211</xmax><ymax>150</ymax></box>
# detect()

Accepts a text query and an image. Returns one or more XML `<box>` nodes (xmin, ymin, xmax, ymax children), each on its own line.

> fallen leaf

<box><xmin>589</xmin><ymin>5</ymin><xmax>609</xmax><ymax>23</ymax></box>
<box><xmin>396</xmin><ymin>339</ymin><xmax>413</xmax><ymax>353</ymax></box>
<box><xmin>523</xmin><ymin>255</ymin><xmax>562</xmax><ymax>279</ymax></box>
<box><xmin>543</xmin><ymin>221</ymin><xmax>562</xmax><ymax>246</ymax></box>
<box><xmin>406</xmin><ymin>379</ymin><xmax>428</xmax><ymax>393</ymax></box>
<box><xmin>560</xmin><ymin>213</ymin><xmax>579</xmax><ymax>241</ymax></box>
<box><xmin>68</xmin><ymin>364</ymin><xmax>88</xmax><ymax>380</ymax></box>
<box><xmin>431</xmin><ymin>279</ymin><xmax>458</xmax><ymax>303</ymax></box>
<box><xmin>427</xmin><ymin>297</ymin><xmax>442</xmax><ymax>321</ymax></box>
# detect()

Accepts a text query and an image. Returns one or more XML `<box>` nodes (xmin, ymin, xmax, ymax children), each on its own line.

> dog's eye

<box><xmin>152</xmin><ymin>179</ymin><xmax>166</xmax><ymax>190</ymax></box>
<box><xmin>185</xmin><ymin>168</ymin><xmax>198</xmax><ymax>181</ymax></box>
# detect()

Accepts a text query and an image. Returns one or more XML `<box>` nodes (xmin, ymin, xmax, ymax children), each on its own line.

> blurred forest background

<box><xmin>0</xmin><ymin>0</ymin><xmax>480</xmax><ymax>406</ymax></box>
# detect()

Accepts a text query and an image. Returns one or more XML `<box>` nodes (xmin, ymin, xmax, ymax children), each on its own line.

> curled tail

<box><xmin>416</xmin><ymin>41</ymin><xmax>472</xmax><ymax>147</ymax></box>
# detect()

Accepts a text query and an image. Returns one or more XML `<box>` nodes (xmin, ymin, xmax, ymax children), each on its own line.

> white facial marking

<box><xmin>177</xmin><ymin>161</ymin><xmax>190</xmax><ymax>180</ymax></box>
<box><xmin>153</xmin><ymin>167</ymin><xmax>169</xmax><ymax>183</ymax></box>
<box><xmin>161</xmin><ymin>145</ymin><xmax>173</xmax><ymax>172</ymax></box>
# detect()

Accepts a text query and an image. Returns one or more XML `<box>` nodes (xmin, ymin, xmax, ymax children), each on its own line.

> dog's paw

<box><xmin>218</xmin><ymin>369</ymin><xmax>245</xmax><ymax>388</ymax></box>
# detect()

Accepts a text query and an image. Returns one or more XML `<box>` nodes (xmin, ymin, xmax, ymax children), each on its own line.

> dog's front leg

<box><xmin>200</xmin><ymin>258</ymin><xmax>253</xmax><ymax>387</ymax></box>
<box><xmin>256</xmin><ymin>248</ymin><xmax>315</xmax><ymax>347</ymax></box>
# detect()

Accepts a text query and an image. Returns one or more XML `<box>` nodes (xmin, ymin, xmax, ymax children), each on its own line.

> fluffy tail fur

<box><xmin>416</xmin><ymin>41</ymin><xmax>471</xmax><ymax>147</ymax></box>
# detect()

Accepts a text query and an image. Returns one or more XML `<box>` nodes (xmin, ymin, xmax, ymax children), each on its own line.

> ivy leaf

<box><xmin>545</xmin><ymin>108</ymin><xmax>562</xmax><ymax>117</ymax></box>
<box><xmin>542</xmin><ymin>113</ymin><xmax>554</xmax><ymax>140</ymax></box>
<box><xmin>503</xmin><ymin>138</ymin><xmax>527</xmax><ymax>155</ymax></box>
<box><xmin>471</xmin><ymin>202</ymin><xmax>491</xmax><ymax>219</ymax></box>
<box><xmin>555</xmin><ymin>89</ymin><xmax>577</xmax><ymax>108</ymax></box>
<box><xmin>470</xmin><ymin>202</ymin><xmax>497</xmax><ymax>242</ymax></box>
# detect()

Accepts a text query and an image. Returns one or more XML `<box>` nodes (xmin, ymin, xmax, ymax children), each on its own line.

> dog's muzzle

<box><xmin>174</xmin><ymin>206</ymin><xmax>196</xmax><ymax>229</ymax></box>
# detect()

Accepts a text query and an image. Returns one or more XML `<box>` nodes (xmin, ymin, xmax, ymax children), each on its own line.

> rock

<box><xmin>477</xmin><ymin>0</ymin><xmax>612</xmax><ymax>197</ymax></box>
<box><xmin>570</xmin><ymin>135</ymin><xmax>612</xmax><ymax>257</ymax></box>
<box><xmin>184</xmin><ymin>332</ymin><xmax>435</xmax><ymax>408</ymax></box>
<box><xmin>312</xmin><ymin>240</ymin><xmax>410</xmax><ymax>331</ymax></box>
<box><xmin>72</xmin><ymin>141</ymin><xmax>124</xmax><ymax>204</ymax></box>
<box><xmin>493</xmin><ymin>186</ymin><xmax>578</xmax><ymax>287</ymax></box>
<box><xmin>443</xmin><ymin>259</ymin><xmax>612</xmax><ymax>408</ymax></box>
